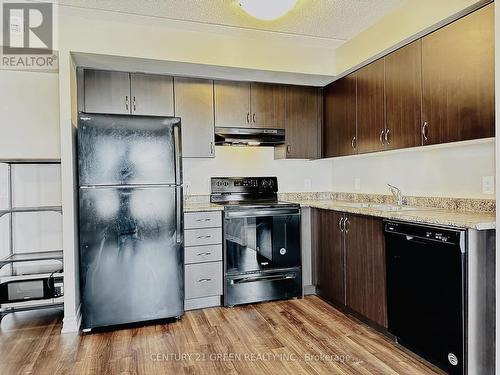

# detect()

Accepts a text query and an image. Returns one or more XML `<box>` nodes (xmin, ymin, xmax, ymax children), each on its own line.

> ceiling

<box><xmin>58</xmin><ymin>0</ymin><xmax>407</xmax><ymax>41</ymax></box>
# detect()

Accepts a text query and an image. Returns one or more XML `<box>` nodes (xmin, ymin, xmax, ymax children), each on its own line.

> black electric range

<box><xmin>210</xmin><ymin>177</ymin><xmax>302</xmax><ymax>307</ymax></box>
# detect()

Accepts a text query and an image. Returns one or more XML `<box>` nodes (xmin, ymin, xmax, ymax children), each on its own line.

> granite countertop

<box><xmin>183</xmin><ymin>193</ymin><xmax>495</xmax><ymax>230</ymax></box>
<box><xmin>183</xmin><ymin>202</ymin><xmax>224</xmax><ymax>212</ymax></box>
<box><xmin>283</xmin><ymin>199</ymin><xmax>496</xmax><ymax>230</ymax></box>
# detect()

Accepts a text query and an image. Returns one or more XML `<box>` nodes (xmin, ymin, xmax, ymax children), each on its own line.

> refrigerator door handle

<box><xmin>174</xmin><ymin>124</ymin><xmax>182</xmax><ymax>185</ymax></box>
<box><xmin>175</xmin><ymin>185</ymin><xmax>183</xmax><ymax>244</ymax></box>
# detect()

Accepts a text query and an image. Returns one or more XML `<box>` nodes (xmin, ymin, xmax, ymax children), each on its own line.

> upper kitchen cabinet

<box><xmin>83</xmin><ymin>70</ymin><xmax>131</xmax><ymax>115</ymax></box>
<box><xmin>323</xmin><ymin>74</ymin><xmax>357</xmax><ymax>158</ymax></box>
<box><xmin>174</xmin><ymin>77</ymin><xmax>215</xmax><ymax>158</ymax></box>
<box><xmin>214</xmin><ymin>80</ymin><xmax>251</xmax><ymax>128</ymax></box>
<box><xmin>275</xmin><ymin>85</ymin><xmax>321</xmax><ymax>159</ymax></box>
<box><xmin>129</xmin><ymin>73</ymin><xmax>174</xmax><ymax>116</ymax></box>
<box><xmin>83</xmin><ymin>70</ymin><xmax>174</xmax><ymax>116</ymax></box>
<box><xmin>421</xmin><ymin>4</ymin><xmax>494</xmax><ymax>145</ymax></box>
<box><xmin>384</xmin><ymin>40</ymin><xmax>422</xmax><ymax>150</ymax></box>
<box><xmin>356</xmin><ymin>59</ymin><xmax>386</xmax><ymax>154</ymax></box>
<box><xmin>250</xmin><ymin>83</ymin><xmax>285</xmax><ymax>129</ymax></box>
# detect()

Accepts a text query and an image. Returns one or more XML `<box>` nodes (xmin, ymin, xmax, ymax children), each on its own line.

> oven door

<box><xmin>224</xmin><ymin>207</ymin><xmax>301</xmax><ymax>275</ymax></box>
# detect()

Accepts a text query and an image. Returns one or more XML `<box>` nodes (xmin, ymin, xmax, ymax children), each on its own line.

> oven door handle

<box><xmin>225</xmin><ymin>208</ymin><xmax>300</xmax><ymax>218</ymax></box>
<box><xmin>229</xmin><ymin>273</ymin><xmax>297</xmax><ymax>284</ymax></box>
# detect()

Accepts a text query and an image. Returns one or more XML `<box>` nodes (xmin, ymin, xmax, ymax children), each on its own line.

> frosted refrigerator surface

<box><xmin>78</xmin><ymin>114</ymin><xmax>180</xmax><ymax>186</ymax></box>
<box><xmin>77</xmin><ymin>113</ymin><xmax>184</xmax><ymax>330</ymax></box>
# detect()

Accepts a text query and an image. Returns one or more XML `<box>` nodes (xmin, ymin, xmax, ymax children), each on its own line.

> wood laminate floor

<box><xmin>0</xmin><ymin>296</ymin><xmax>442</xmax><ymax>375</ymax></box>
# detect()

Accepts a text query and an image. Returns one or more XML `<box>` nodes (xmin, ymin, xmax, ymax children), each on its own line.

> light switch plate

<box><xmin>354</xmin><ymin>178</ymin><xmax>361</xmax><ymax>190</ymax></box>
<box><xmin>482</xmin><ymin>176</ymin><xmax>495</xmax><ymax>195</ymax></box>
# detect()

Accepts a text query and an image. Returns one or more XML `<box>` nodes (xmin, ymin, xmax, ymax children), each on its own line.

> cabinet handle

<box><xmin>351</xmin><ymin>136</ymin><xmax>356</xmax><ymax>150</ymax></box>
<box><xmin>196</xmin><ymin>235</ymin><xmax>212</xmax><ymax>239</ymax></box>
<box><xmin>286</xmin><ymin>145</ymin><xmax>291</xmax><ymax>154</ymax></box>
<box><xmin>252</xmin><ymin>113</ymin><xmax>256</xmax><ymax>124</ymax></box>
<box><xmin>247</xmin><ymin>112</ymin><xmax>250</xmax><ymax>124</ymax></box>
<box><xmin>385</xmin><ymin>129</ymin><xmax>390</xmax><ymax>145</ymax></box>
<box><xmin>422</xmin><ymin>122</ymin><xmax>429</xmax><ymax>142</ymax></box>
<box><xmin>344</xmin><ymin>218</ymin><xmax>350</xmax><ymax>233</ymax></box>
<box><xmin>133</xmin><ymin>96</ymin><xmax>136</xmax><ymax>112</ymax></box>
<box><xmin>196</xmin><ymin>218</ymin><xmax>211</xmax><ymax>222</ymax></box>
<box><xmin>125</xmin><ymin>96</ymin><xmax>129</xmax><ymax>111</ymax></box>
<box><xmin>197</xmin><ymin>252</ymin><xmax>212</xmax><ymax>256</ymax></box>
<box><xmin>197</xmin><ymin>278</ymin><xmax>212</xmax><ymax>283</ymax></box>
<box><xmin>338</xmin><ymin>217</ymin><xmax>344</xmax><ymax>231</ymax></box>
<box><xmin>379</xmin><ymin>129</ymin><xmax>385</xmax><ymax>145</ymax></box>
<box><xmin>209</xmin><ymin>142</ymin><xmax>214</xmax><ymax>156</ymax></box>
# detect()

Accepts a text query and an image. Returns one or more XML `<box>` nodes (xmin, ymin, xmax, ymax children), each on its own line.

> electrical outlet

<box><xmin>304</xmin><ymin>178</ymin><xmax>312</xmax><ymax>190</ymax></box>
<box><xmin>354</xmin><ymin>178</ymin><xmax>361</xmax><ymax>191</ymax></box>
<box><xmin>184</xmin><ymin>181</ymin><xmax>191</xmax><ymax>196</ymax></box>
<box><xmin>482</xmin><ymin>176</ymin><xmax>495</xmax><ymax>195</ymax></box>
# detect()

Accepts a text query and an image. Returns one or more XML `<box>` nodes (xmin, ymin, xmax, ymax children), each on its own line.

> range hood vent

<box><xmin>214</xmin><ymin>127</ymin><xmax>285</xmax><ymax>147</ymax></box>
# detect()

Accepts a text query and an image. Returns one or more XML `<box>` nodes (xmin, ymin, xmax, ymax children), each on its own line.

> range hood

<box><xmin>215</xmin><ymin>127</ymin><xmax>285</xmax><ymax>146</ymax></box>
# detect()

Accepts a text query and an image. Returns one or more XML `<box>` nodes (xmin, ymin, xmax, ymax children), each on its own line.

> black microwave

<box><xmin>0</xmin><ymin>275</ymin><xmax>63</xmax><ymax>304</ymax></box>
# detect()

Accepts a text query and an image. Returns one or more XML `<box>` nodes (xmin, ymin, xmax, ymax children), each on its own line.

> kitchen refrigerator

<box><xmin>77</xmin><ymin>113</ymin><xmax>184</xmax><ymax>331</ymax></box>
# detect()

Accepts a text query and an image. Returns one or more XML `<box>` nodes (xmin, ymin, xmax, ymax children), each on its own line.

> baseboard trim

<box><xmin>61</xmin><ymin>303</ymin><xmax>81</xmax><ymax>333</ymax></box>
<box><xmin>303</xmin><ymin>285</ymin><xmax>316</xmax><ymax>296</ymax></box>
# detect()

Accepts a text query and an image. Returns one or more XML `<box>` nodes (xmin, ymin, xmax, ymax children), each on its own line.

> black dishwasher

<box><xmin>385</xmin><ymin>221</ymin><xmax>466</xmax><ymax>375</ymax></box>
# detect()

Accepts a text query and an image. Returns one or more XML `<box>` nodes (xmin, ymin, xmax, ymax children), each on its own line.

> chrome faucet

<box><xmin>388</xmin><ymin>184</ymin><xmax>405</xmax><ymax>206</ymax></box>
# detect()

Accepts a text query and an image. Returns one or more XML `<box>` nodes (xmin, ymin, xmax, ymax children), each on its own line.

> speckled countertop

<box><xmin>183</xmin><ymin>202</ymin><xmax>223</xmax><ymax>212</ymax></box>
<box><xmin>283</xmin><ymin>199</ymin><xmax>495</xmax><ymax>230</ymax></box>
<box><xmin>183</xmin><ymin>193</ymin><xmax>496</xmax><ymax>230</ymax></box>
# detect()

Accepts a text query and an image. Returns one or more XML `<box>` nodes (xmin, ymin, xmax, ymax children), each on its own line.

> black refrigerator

<box><xmin>77</xmin><ymin>113</ymin><xmax>184</xmax><ymax>331</ymax></box>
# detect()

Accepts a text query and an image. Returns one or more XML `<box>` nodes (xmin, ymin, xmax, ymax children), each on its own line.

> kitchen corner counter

<box><xmin>183</xmin><ymin>202</ymin><xmax>224</xmax><ymax>213</ymax></box>
<box><xmin>285</xmin><ymin>199</ymin><xmax>496</xmax><ymax>230</ymax></box>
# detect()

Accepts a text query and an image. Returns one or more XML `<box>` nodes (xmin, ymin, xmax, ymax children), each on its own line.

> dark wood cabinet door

<box><xmin>323</xmin><ymin>74</ymin><xmax>357</xmax><ymax>157</ymax></box>
<box><xmin>250</xmin><ymin>83</ymin><xmax>285</xmax><ymax>129</ymax></box>
<box><xmin>315</xmin><ymin>209</ymin><xmax>345</xmax><ymax>306</ymax></box>
<box><xmin>214</xmin><ymin>80</ymin><xmax>251</xmax><ymax>128</ymax></box>
<box><xmin>422</xmin><ymin>4</ymin><xmax>494</xmax><ymax>145</ymax></box>
<box><xmin>281</xmin><ymin>85</ymin><xmax>321</xmax><ymax>159</ymax></box>
<box><xmin>357</xmin><ymin>59</ymin><xmax>386</xmax><ymax>154</ymax></box>
<box><xmin>385</xmin><ymin>40</ymin><xmax>422</xmax><ymax>150</ymax></box>
<box><xmin>345</xmin><ymin>214</ymin><xmax>387</xmax><ymax>327</ymax></box>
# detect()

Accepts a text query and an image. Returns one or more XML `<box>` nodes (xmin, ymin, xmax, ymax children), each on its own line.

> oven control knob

<box><xmin>280</xmin><ymin>248</ymin><xmax>286</xmax><ymax>255</ymax></box>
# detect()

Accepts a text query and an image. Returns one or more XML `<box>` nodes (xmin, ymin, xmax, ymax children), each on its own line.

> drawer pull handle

<box><xmin>197</xmin><ymin>252</ymin><xmax>212</xmax><ymax>256</ymax></box>
<box><xmin>197</xmin><ymin>278</ymin><xmax>212</xmax><ymax>283</ymax></box>
<box><xmin>196</xmin><ymin>218</ymin><xmax>212</xmax><ymax>222</ymax></box>
<box><xmin>196</xmin><ymin>235</ymin><xmax>212</xmax><ymax>239</ymax></box>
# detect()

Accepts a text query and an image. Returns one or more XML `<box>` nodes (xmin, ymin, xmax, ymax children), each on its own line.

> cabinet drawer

<box><xmin>185</xmin><ymin>262</ymin><xmax>223</xmax><ymax>299</ymax></box>
<box><xmin>184</xmin><ymin>228</ymin><xmax>222</xmax><ymax>246</ymax></box>
<box><xmin>185</xmin><ymin>244</ymin><xmax>222</xmax><ymax>264</ymax></box>
<box><xmin>184</xmin><ymin>211</ymin><xmax>221</xmax><ymax>229</ymax></box>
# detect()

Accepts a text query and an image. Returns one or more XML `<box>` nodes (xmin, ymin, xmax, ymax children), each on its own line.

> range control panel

<box><xmin>211</xmin><ymin>177</ymin><xmax>278</xmax><ymax>194</ymax></box>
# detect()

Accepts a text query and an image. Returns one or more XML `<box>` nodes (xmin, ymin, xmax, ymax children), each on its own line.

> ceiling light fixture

<box><xmin>238</xmin><ymin>0</ymin><xmax>298</xmax><ymax>21</ymax></box>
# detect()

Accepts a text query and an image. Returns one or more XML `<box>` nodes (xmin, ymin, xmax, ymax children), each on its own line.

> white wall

<box><xmin>0</xmin><ymin>71</ymin><xmax>60</xmax><ymax>160</ymax></box>
<box><xmin>330</xmin><ymin>139</ymin><xmax>495</xmax><ymax>199</ymax></box>
<box><xmin>183</xmin><ymin>147</ymin><xmax>333</xmax><ymax>196</ymax></box>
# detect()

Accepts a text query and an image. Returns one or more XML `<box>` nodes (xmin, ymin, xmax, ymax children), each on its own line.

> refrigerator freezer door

<box><xmin>78</xmin><ymin>113</ymin><xmax>182</xmax><ymax>186</ymax></box>
<box><xmin>79</xmin><ymin>185</ymin><xmax>184</xmax><ymax>329</ymax></box>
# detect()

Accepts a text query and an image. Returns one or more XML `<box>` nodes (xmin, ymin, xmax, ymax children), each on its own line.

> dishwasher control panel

<box><xmin>385</xmin><ymin>221</ymin><xmax>463</xmax><ymax>245</ymax></box>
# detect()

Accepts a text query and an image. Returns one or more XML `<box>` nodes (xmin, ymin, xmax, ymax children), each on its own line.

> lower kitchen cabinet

<box><xmin>314</xmin><ymin>209</ymin><xmax>387</xmax><ymax>328</ymax></box>
<box><xmin>315</xmin><ymin>209</ymin><xmax>345</xmax><ymax>306</ymax></box>
<box><xmin>184</xmin><ymin>211</ymin><xmax>223</xmax><ymax>311</ymax></box>
<box><xmin>344</xmin><ymin>214</ymin><xmax>387</xmax><ymax>327</ymax></box>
